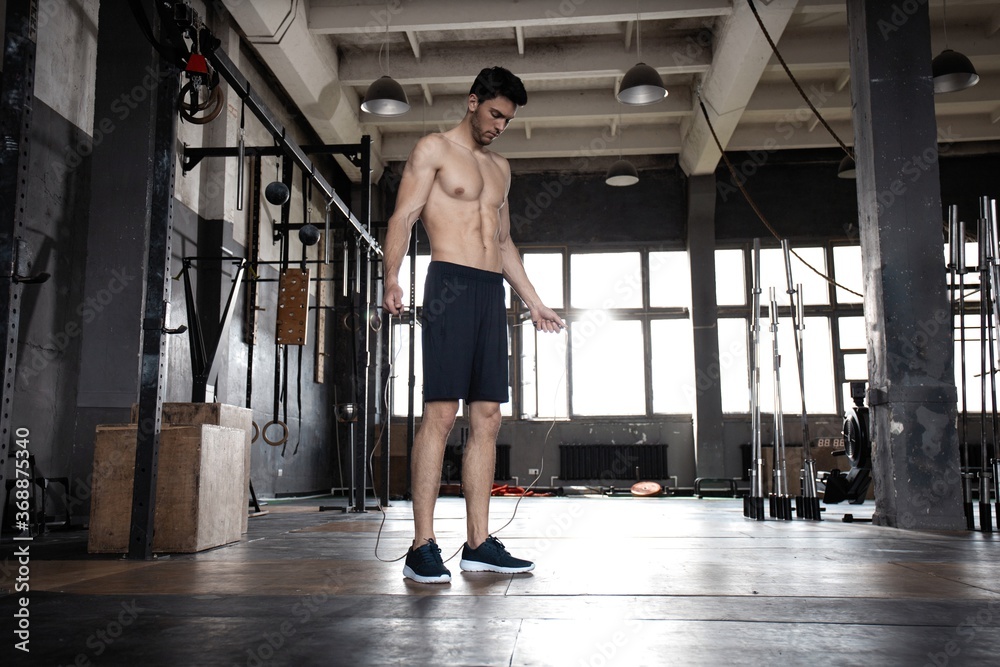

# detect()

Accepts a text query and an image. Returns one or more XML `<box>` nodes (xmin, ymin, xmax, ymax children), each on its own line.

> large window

<box><xmin>754</xmin><ymin>315</ymin><xmax>835</xmax><ymax>415</ymax></box>
<box><xmin>570</xmin><ymin>252</ymin><xmax>643</xmax><ymax>309</ymax></box>
<box><xmin>719</xmin><ymin>318</ymin><xmax>751</xmax><ymax>413</ymax></box>
<box><xmin>952</xmin><ymin>243</ymin><xmax>982</xmax><ymax>412</ymax></box>
<box><xmin>651</xmin><ymin>318</ymin><xmax>696</xmax><ymax>413</ymax></box>
<box><xmin>715</xmin><ymin>248</ymin><xmax>745</xmax><ymax>306</ymax></box>
<box><xmin>716</xmin><ymin>316</ymin><xmax>839</xmax><ymax>416</ymax></box>
<box><xmin>571</xmin><ymin>317</ymin><xmax>646</xmax><ymax>415</ymax></box>
<box><xmin>759</xmin><ymin>246</ymin><xmax>830</xmax><ymax>305</ymax></box>
<box><xmin>833</xmin><ymin>245</ymin><xmax>863</xmax><ymax>305</ymax></box>
<box><xmin>521</xmin><ymin>248</ymin><xmax>695</xmax><ymax>418</ymax></box>
<box><xmin>519</xmin><ymin>252</ymin><xmax>569</xmax><ymax>419</ymax></box>
<box><xmin>523</xmin><ymin>252</ymin><xmax>564</xmax><ymax>308</ymax></box>
<box><xmin>389</xmin><ymin>243</ymin><xmax>864</xmax><ymax>421</ymax></box>
<box><xmin>839</xmin><ymin>315</ymin><xmax>867</xmax><ymax>409</ymax></box>
<box><xmin>716</xmin><ymin>244</ymin><xmax>848</xmax><ymax>416</ymax></box>
<box><xmin>521</xmin><ymin>325</ymin><xmax>568</xmax><ymax>419</ymax></box>
<box><xmin>649</xmin><ymin>251</ymin><xmax>691</xmax><ymax>308</ymax></box>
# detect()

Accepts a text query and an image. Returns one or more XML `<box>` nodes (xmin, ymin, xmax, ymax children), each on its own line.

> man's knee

<box><xmin>421</xmin><ymin>401</ymin><xmax>459</xmax><ymax>433</ymax></box>
<box><xmin>471</xmin><ymin>403</ymin><xmax>502</xmax><ymax>436</ymax></box>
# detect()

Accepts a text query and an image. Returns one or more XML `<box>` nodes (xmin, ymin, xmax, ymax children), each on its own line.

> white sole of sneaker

<box><xmin>402</xmin><ymin>565</ymin><xmax>451</xmax><ymax>583</ymax></box>
<box><xmin>459</xmin><ymin>559</ymin><xmax>535</xmax><ymax>574</ymax></box>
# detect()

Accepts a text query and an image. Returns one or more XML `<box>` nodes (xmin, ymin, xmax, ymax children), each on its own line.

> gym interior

<box><xmin>2</xmin><ymin>0</ymin><xmax>1000</xmax><ymax>665</ymax></box>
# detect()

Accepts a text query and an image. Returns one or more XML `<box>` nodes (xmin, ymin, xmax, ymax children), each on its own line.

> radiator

<box><xmin>559</xmin><ymin>444</ymin><xmax>669</xmax><ymax>481</ymax></box>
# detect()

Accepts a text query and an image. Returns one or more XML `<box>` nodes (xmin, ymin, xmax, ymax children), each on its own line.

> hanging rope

<box><xmin>698</xmin><ymin>96</ymin><xmax>864</xmax><ymax>298</ymax></box>
<box><xmin>746</xmin><ymin>0</ymin><xmax>852</xmax><ymax>159</ymax></box>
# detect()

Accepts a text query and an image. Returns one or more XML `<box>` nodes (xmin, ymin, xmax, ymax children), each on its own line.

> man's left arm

<box><xmin>497</xmin><ymin>190</ymin><xmax>565</xmax><ymax>333</ymax></box>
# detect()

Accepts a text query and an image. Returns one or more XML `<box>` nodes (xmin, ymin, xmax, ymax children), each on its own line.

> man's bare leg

<box><xmin>463</xmin><ymin>401</ymin><xmax>502</xmax><ymax>549</ymax></box>
<box><xmin>411</xmin><ymin>400</ymin><xmax>459</xmax><ymax>548</ymax></box>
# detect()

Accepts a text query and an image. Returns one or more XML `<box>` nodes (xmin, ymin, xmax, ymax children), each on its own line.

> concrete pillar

<box><xmin>687</xmin><ymin>174</ymin><xmax>726</xmax><ymax>478</ymax></box>
<box><xmin>71</xmin><ymin>3</ymin><xmax>159</xmax><ymax>503</ymax></box>
<box><xmin>846</xmin><ymin>0</ymin><xmax>964</xmax><ymax>529</ymax></box>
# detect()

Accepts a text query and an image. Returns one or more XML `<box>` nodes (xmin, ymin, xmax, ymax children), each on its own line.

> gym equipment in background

<box><xmin>819</xmin><ymin>380</ymin><xmax>872</xmax><ymax>505</ymax></box>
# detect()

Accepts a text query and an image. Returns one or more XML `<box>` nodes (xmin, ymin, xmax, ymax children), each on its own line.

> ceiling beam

<box><xmin>373</xmin><ymin>110</ymin><xmax>996</xmax><ymax>162</ymax></box>
<box><xmin>745</xmin><ymin>80</ymin><xmax>850</xmax><ymax>114</ymax></box>
<box><xmin>368</xmin><ymin>88</ymin><xmax>694</xmax><ymax>128</ymax></box>
<box><xmin>769</xmin><ymin>24</ymin><xmax>1000</xmax><ymax>73</ymax></box>
<box><xmin>308</xmin><ymin>0</ymin><xmax>731</xmax><ymax>34</ymax></box>
<box><xmin>222</xmin><ymin>0</ymin><xmax>380</xmax><ymax>181</ymax></box>
<box><xmin>405</xmin><ymin>30</ymin><xmax>421</xmax><ymax>59</ymax></box>
<box><xmin>726</xmin><ymin>113</ymin><xmax>1000</xmax><ymax>151</ymax></box>
<box><xmin>380</xmin><ymin>124</ymin><xmax>684</xmax><ymax>162</ymax></box>
<box><xmin>988</xmin><ymin>8</ymin><xmax>1000</xmax><ymax>37</ymax></box>
<box><xmin>680</xmin><ymin>0</ymin><xmax>800</xmax><ymax>175</ymax></box>
<box><xmin>338</xmin><ymin>37</ymin><xmax>712</xmax><ymax>86</ymax></box>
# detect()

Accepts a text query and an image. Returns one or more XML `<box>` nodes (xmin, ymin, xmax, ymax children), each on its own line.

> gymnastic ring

<box><xmin>261</xmin><ymin>420</ymin><xmax>289</xmax><ymax>447</ymax></box>
<box><xmin>177</xmin><ymin>80</ymin><xmax>224</xmax><ymax>125</ymax></box>
<box><xmin>251</xmin><ymin>421</ymin><xmax>260</xmax><ymax>444</ymax></box>
<box><xmin>341</xmin><ymin>311</ymin><xmax>360</xmax><ymax>331</ymax></box>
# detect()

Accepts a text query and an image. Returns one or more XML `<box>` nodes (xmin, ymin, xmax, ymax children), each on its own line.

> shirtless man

<box><xmin>382</xmin><ymin>66</ymin><xmax>564</xmax><ymax>583</ymax></box>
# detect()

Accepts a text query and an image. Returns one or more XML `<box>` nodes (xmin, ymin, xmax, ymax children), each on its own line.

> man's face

<box><xmin>469</xmin><ymin>95</ymin><xmax>517</xmax><ymax>147</ymax></box>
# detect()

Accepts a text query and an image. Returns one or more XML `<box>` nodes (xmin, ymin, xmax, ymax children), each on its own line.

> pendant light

<box><xmin>836</xmin><ymin>155</ymin><xmax>856</xmax><ymax>179</ymax></box>
<box><xmin>932</xmin><ymin>0</ymin><xmax>979</xmax><ymax>94</ymax></box>
<box><xmin>605</xmin><ymin>159</ymin><xmax>640</xmax><ymax>186</ymax></box>
<box><xmin>361</xmin><ymin>3</ymin><xmax>410</xmax><ymax>116</ymax></box>
<box><xmin>606</xmin><ymin>104</ymin><xmax>639</xmax><ymax>186</ymax></box>
<box><xmin>617</xmin><ymin>2</ymin><xmax>667</xmax><ymax>105</ymax></box>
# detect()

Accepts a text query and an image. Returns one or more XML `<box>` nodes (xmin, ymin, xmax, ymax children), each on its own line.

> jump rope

<box><xmin>371</xmin><ymin>311</ymin><xmax>566</xmax><ymax>564</ymax></box>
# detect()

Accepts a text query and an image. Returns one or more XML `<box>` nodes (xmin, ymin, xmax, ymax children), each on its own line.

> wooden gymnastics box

<box><xmin>128</xmin><ymin>402</ymin><xmax>254</xmax><ymax>534</ymax></box>
<box><xmin>88</xmin><ymin>421</ymin><xmax>246</xmax><ymax>554</ymax></box>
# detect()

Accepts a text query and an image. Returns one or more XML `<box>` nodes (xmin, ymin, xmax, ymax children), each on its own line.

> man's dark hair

<box><xmin>470</xmin><ymin>66</ymin><xmax>527</xmax><ymax>106</ymax></box>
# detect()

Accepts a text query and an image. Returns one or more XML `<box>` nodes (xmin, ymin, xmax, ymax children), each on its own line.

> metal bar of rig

<box><xmin>769</xmin><ymin>286</ymin><xmax>792</xmax><ymax>520</ymax></box>
<box><xmin>745</xmin><ymin>239</ymin><xmax>766</xmax><ymax>521</ymax></box>
<box><xmin>781</xmin><ymin>240</ymin><xmax>820</xmax><ymax>520</ymax></box>
<box><xmin>949</xmin><ymin>205</ymin><xmax>976</xmax><ymax>531</ymax></box>
<box><xmin>983</xmin><ymin>196</ymin><xmax>999</xmax><ymax>530</ymax></box>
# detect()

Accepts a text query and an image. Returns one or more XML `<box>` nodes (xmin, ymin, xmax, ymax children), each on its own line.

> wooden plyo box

<box><xmin>88</xmin><ymin>424</ymin><xmax>245</xmax><ymax>554</ymax></box>
<box><xmin>130</xmin><ymin>402</ymin><xmax>253</xmax><ymax>534</ymax></box>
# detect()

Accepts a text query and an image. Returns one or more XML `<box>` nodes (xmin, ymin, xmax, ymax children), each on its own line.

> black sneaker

<box><xmin>403</xmin><ymin>539</ymin><xmax>451</xmax><ymax>583</ymax></box>
<box><xmin>459</xmin><ymin>536</ymin><xmax>534</xmax><ymax>573</ymax></box>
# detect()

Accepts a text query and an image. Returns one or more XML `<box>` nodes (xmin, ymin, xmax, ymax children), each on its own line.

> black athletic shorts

<box><xmin>422</xmin><ymin>261</ymin><xmax>509</xmax><ymax>404</ymax></box>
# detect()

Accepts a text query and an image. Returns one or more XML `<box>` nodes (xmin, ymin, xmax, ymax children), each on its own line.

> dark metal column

<box><xmin>373</xmin><ymin>260</ymin><xmax>394</xmax><ymax>507</ymax></box>
<box><xmin>686</xmin><ymin>174</ymin><xmax>726</xmax><ymax>479</ymax></box>
<box><xmin>846</xmin><ymin>0</ymin><xmax>964</xmax><ymax>529</ymax></box>
<box><xmin>0</xmin><ymin>0</ymin><xmax>37</xmax><ymax>510</ymax></box>
<box><xmin>128</xmin><ymin>52</ymin><xmax>180</xmax><ymax>560</ymax></box>
<box><xmin>352</xmin><ymin>136</ymin><xmax>374</xmax><ymax>512</ymax></box>
<box><xmin>406</xmin><ymin>230</ymin><xmax>417</xmax><ymax>498</ymax></box>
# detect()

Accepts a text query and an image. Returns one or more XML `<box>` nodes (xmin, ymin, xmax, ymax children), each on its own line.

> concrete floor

<box><xmin>2</xmin><ymin>494</ymin><xmax>999</xmax><ymax>666</ymax></box>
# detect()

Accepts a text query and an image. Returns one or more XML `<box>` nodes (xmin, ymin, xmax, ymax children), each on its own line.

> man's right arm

<box><xmin>382</xmin><ymin>136</ymin><xmax>441</xmax><ymax>314</ymax></box>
